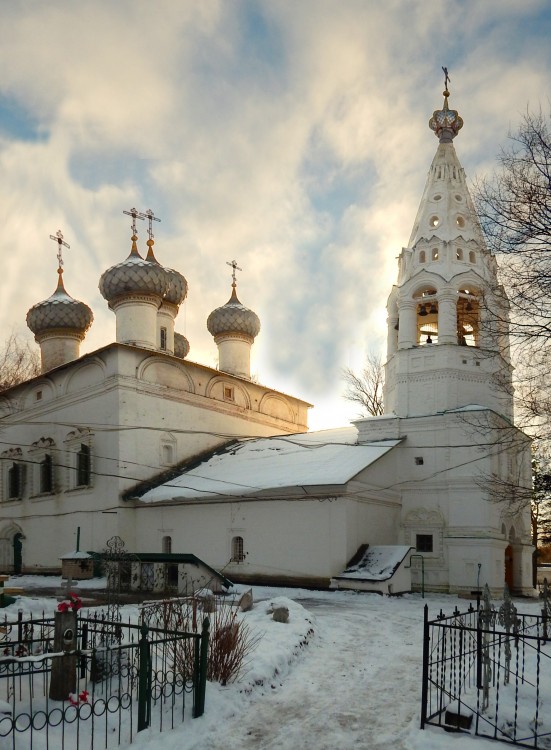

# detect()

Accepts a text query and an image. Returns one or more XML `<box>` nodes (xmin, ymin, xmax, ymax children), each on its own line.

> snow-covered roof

<box><xmin>59</xmin><ymin>551</ymin><xmax>92</xmax><ymax>560</ymax></box>
<box><xmin>138</xmin><ymin>427</ymin><xmax>401</xmax><ymax>503</ymax></box>
<box><xmin>334</xmin><ymin>546</ymin><xmax>413</xmax><ymax>581</ymax></box>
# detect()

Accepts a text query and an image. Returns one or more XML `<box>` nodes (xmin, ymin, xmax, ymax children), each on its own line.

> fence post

<box><xmin>137</xmin><ymin>623</ymin><xmax>151</xmax><ymax>732</ymax></box>
<box><xmin>49</xmin><ymin>610</ymin><xmax>78</xmax><ymax>700</ymax></box>
<box><xmin>420</xmin><ymin>604</ymin><xmax>429</xmax><ymax>729</ymax></box>
<box><xmin>194</xmin><ymin>617</ymin><xmax>210</xmax><ymax>718</ymax></box>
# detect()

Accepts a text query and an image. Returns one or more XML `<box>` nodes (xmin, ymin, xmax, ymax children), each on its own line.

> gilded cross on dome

<box><xmin>49</xmin><ymin>230</ymin><xmax>69</xmax><ymax>273</ymax></box>
<box><xmin>429</xmin><ymin>67</ymin><xmax>463</xmax><ymax>142</ymax></box>
<box><xmin>123</xmin><ymin>207</ymin><xmax>144</xmax><ymax>236</ymax></box>
<box><xmin>141</xmin><ymin>208</ymin><xmax>161</xmax><ymax>241</ymax></box>
<box><xmin>226</xmin><ymin>259</ymin><xmax>242</xmax><ymax>288</ymax></box>
<box><xmin>140</xmin><ymin>209</ymin><xmax>161</xmax><ymax>260</ymax></box>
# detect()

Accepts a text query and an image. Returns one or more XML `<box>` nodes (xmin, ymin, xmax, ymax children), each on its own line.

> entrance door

<box><xmin>13</xmin><ymin>533</ymin><xmax>23</xmax><ymax>574</ymax></box>
<box><xmin>504</xmin><ymin>544</ymin><xmax>513</xmax><ymax>589</ymax></box>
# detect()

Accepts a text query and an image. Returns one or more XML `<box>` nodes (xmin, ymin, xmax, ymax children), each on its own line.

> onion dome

<box><xmin>174</xmin><ymin>332</ymin><xmax>190</xmax><ymax>359</ymax></box>
<box><xmin>27</xmin><ymin>269</ymin><xmax>93</xmax><ymax>337</ymax></box>
<box><xmin>99</xmin><ymin>233</ymin><xmax>170</xmax><ymax>306</ymax></box>
<box><xmin>207</xmin><ymin>286</ymin><xmax>261</xmax><ymax>339</ymax></box>
<box><xmin>163</xmin><ymin>268</ymin><xmax>188</xmax><ymax>306</ymax></box>
<box><xmin>429</xmin><ymin>87</ymin><xmax>463</xmax><ymax>143</ymax></box>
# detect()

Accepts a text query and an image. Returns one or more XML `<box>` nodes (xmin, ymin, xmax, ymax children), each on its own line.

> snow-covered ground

<box><xmin>0</xmin><ymin>577</ymin><xmax>546</xmax><ymax>750</ymax></box>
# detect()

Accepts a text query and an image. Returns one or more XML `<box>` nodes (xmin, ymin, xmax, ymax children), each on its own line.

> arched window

<box><xmin>160</xmin><ymin>327</ymin><xmax>167</xmax><ymax>351</ymax></box>
<box><xmin>40</xmin><ymin>455</ymin><xmax>53</xmax><ymax>494</ymax></box>
<box><xmin>8</xmin><ymin>463</ymin><xmax>24</xmax><ymax>499</ymax></box>
<box><xmin>76</xmin><ymin>444</ymin><xmax>91</xmax><ymax>487</ymax></box>
<box><xmin>231</xmin><ymin>536</ymin><xmax>245</xmax><ymax>562</ymax></box>
<box><xmin>414</xmin><ymin>288</ymin><xmax>438</xmax><ymax>345</ymax></box>
<box><xmin>431</xmin><ymin>248</ymin><xmax>439</xmax><ymax>261</ymax></box>
<box><xmin>162</xmin><ymin>536</ymin><xmax>172</xmax><ymax>554</ymax></box>
<box><xmin>469</xmin><ymin>251</ymin><xmax>476</xmax><ymax>264</ymax></box>
<box><xmin>419</xmin><ymin>250</ymin><xmax>426</xmax><ymax>263</ymax></box>
<box><xmin>456</xmin><ymin>248</ymin><xmax>463</xmax><ymax>261</ymax></box>
<box><xmin>457</xmin><ymin>290</ymin><xmax>480</xmax><ymax>346</ymax></box>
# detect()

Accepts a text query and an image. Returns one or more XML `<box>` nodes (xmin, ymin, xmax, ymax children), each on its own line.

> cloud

<box><xmin>0</xmin><ymin>0</ymin><xmax>549</xmax><ymax>428</ymax></box>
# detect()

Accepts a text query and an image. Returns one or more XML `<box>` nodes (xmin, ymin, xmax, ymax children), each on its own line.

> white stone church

<box><xmin>0</xmin><ymin>86</ymin><xmax>534</xmax><ymax>595</ymax></box>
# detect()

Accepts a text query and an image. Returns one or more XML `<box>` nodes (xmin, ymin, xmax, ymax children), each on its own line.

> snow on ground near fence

<box><xmin>1</xmin><ymin>578</ymin><xmax>547</xmax><ymax>750</ymax></box>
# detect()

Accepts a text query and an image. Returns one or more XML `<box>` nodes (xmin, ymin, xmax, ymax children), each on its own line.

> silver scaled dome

<box><xmin>174</xmin><ymin>332</ymin><xmax>190</xmax><ymax>358</ymax></box>
<box><xmin>164</xmin><ymin>267</ymin><xmax>188</xmax><ymax>306</ymax></box>
<box><xmin>207</xmin><ymin>287</ymin><xmax>261</xmax><ymax>339</ymax></box>
<box><xmin>27</xmin><ymin>271</ymin><xmax>93</xmax><ymax>337</ymax></box>
<box><xmin>429</xmin><ymin>88</ymin><xmax>463</xmax><ymax>142</ymax></box>
<box><xmin>99</xmin><ymin>235</ymin><xmax>171</xmax><ymax>306</ymax></box>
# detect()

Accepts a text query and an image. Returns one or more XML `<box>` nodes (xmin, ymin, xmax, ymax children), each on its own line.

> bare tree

<box><xmin>473</xmin><ymin>110</ymin><xmax>551</xmax><ymax>548</ymax></box>
<box><xmin>474</xmin><ymin>109</ymin><xmax>551</xmax><ymax>443</ymax></box>
<box><xmin>342</xmin><ymin>350</ymin><xmax>385</xmax><ymax>417</ymax></box>
<box><xmin>0</xmin><ymin>332</ymin><xmax>41</xmax><ymax>391</ymax></box>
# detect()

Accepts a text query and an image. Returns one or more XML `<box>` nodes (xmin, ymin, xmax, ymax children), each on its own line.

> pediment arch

<box><xmin>137</xmin><ymin>357</ymin><xmax>195</xmax><ymax>393</ymax></box>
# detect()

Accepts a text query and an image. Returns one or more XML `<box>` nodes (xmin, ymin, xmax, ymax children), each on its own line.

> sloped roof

<box><xmin>138</xmin><ymin>426</ymin><xmax>401</xmax><ymax>503</ymax></box>
<box><xmin>333</xmin><ymin>545</ymin><xmax>413</xmax><ymax>582</ymax></box>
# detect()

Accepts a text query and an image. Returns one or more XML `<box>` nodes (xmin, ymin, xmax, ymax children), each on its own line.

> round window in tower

<box><xmin>456</xmin><ymin>215</ymin><xmax>466</xmax><ymax>228</ymax></box>
<box><xmin>429</xmin><ymin>216</ymin><xmax>440</xmax><ymax>228</ymax></box>
<box><xmin>455</xmin><ymin>194</ymin><xmax>464</xmax><ymax>202</ymax></box>
<box><xmin>433</xmin><ymin>194</ymin><xmax>442</xmax><ymax>202</ymax></box>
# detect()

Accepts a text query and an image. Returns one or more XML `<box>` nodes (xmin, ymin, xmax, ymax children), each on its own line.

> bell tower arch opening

<box><xmin>414</xmin><ymin>288</ymin><xmax>439</xmax><ymax>345</ymax></box>
<box><xmin>457</xmin><ymin>288</ymin><xmax>480</xmax><ymax>346</ymax></box>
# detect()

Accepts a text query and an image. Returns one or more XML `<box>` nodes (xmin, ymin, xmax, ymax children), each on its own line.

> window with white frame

<box><xmin>7</xmin><ymin>462</ymin><xmax>25</xmax><ymax>500</ymax></box>
<box><xmin>29</xmin><ymin>437</ymin><xmax>56</xmax><ymax>496</ymax></box>
<box><xmin>1</xmin><ymin>448</ymin><xmax>25</xmax><ymax>502</ymax></box>
<box><xmin>64</xmin><ymin>429</ymin><xmax>94</xmax><ymax>490</ymax></box>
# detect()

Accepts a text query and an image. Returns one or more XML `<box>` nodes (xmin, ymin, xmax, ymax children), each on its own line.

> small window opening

<box><xmin>456</xmin><ymin>248</ymin><xmax>463</xmax><ymax>260</ymax></box>
<box><xmin>414</xmin><ymin>457</ymin><xmax>424</xmax><ymax>466</ymax></box>
<box><xmin>160</xmin><ymin>327</ymin><xmax>167</xmax><ymax>351</ymax></box>
<box><xmin>431</xmin><ymin>248</ymin><xmax>439</xmax><ymax>260</ymax></box>
<box><xmin>231</xmin><ymin>536</ymin><xmax>245</xmax><ymax>562</ymax></box>
<box><xmin>429</xmin><ymin>216</ymin><xmax>440</xmax><ymax>228</ymax></box>
<box><xmin>162</xmin><ymin>444</ymin><xmax>173</xmax><ymax>465</ymax></box>
<box><xmin>76</xmin><ymin>444</ymin><xmax>91</xmax><ymax>487</ymax></box>
<box><xmin>8</xmin><ymin>463</ymin><xmax>23</xmax><ymax>499</ymax></box>
<box><xmin>416</xmin><ymin>534</ymin><xmax>433</xmax><ymax>553</ymax></box>
<box><xmin>224</xmin><ymin>386</ymin><xmax>234</xmax><ymax>401</ymax></box>
<box><xmin>36</xmin><ymin>391</ymin><xmax>42</xmax><ymax>401</ymax></box>
<box><xmin>419</xmin><ymin>250</ymin><xmax>426</xmax><ymax>263</ymax></box>
<box><xmin>40</xmin><ymin>455</ymin><xmax>53</xmax><ymax>494</ymax></box>
<box><xmin>469</xmin><ymin>251</ymin><xmax>476</xmax><ymax>264</ymax></box>
<box><xmin>456</xmin><ymin>216</ymin><xmax>465</xmax><ymax>228</ymax></box>
<box><xmin>162</xmin><ymin>535</ymin><xmax>172</xmax><ymax>554</ymax></box>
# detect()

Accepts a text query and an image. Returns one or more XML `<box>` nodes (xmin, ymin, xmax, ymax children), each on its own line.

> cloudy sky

<box><xmin>1</xmin><ymin>0</ymin><xmax>550</xmax><ymax>430</ymax></box>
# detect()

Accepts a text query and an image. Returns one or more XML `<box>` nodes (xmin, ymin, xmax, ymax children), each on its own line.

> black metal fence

<box><xmin>0</xmin><ymin>610</ymin><xmax>209</xmax><ymax>749</ymax></box>
<box><xmin>421</xmin><ymin>588</ymin><xmax>551</xmax><ymax>748</ymax></box>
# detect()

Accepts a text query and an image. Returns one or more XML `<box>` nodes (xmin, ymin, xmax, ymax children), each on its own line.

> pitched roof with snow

<box><xmin>334</xmin><ymin>546</ymin><xmax>413</xmax><ymax>582</ymax></box>
<box><xmin>138</xmin><ymin>426</ymin><xmax>401</xmax><ymax>504</ymax></box>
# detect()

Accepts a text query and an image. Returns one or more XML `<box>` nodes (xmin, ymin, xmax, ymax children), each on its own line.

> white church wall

<box><xmin>131</xmin><ymin>497</ymin><xmax>354</xmax><ymax>585</ymax></box>
<box><xmin>0</xmin><ymin>338</ymin><xmax>313</xmax><ymax>573</ymax></box>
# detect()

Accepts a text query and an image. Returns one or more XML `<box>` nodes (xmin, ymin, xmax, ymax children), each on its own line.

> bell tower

<box><xmin>383</xmin><ymin>81</ymin><xmax>513</xmax><ymax>420</ymax></box>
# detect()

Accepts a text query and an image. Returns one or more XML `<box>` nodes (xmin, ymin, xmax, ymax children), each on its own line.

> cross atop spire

<box><xmin>123</xmin><ymin>207</ymin><xmax>145</xmax><ymax>256</ymax></box>
<box><xmin>123</xmin><ymin>207</ymin><xmax>146</xmax><ymax>236</ymax></box>
<box><xmin>140</xmin><ymin>209</ymin><xmax>161</xmax><ymax>261</ymax></box>
<box><xmin>226</xmin><ymin>259</ymin><xmax>242</xmax><ymax>289</ymax></box>
<box><xmin>49</xmin><ymin>230</ymin><xmax>69</xmax><ymax>272</ymax></box>
<box><xmin>442</xmin><ymin>65</ymin><xmax>450</xmax><ymax>92</ymax></box>
<box><xmin>141</xmin><ymin>208</ymin><xmax>161</xmax><ymax>241</ymax></box>
<box><xmin>429</xmin><ymin>67</ymin><xmax>463</xmax><ymax>142</ymax></box>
